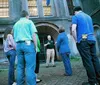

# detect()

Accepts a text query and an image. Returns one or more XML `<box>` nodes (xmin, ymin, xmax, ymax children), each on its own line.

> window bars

<box><xmin>0</xmin><ymin>0</ymin><xmax>9</xmax><ymax>17</ymax></box>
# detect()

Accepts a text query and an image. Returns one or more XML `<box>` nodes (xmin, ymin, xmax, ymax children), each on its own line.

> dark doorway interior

<box><xmin>38</xmin><ymin>33</ymin><xmax>57</xmax><ymax>62</ymax></box>
<box><xmin>38</xmin><ymin>34</ymin><xmax>47</xmax><ymax>62</ymax></box>
<box><xmin>36</xmin><ymin>23</ymin><xmax>59</xmax><ymax>62</ymax></box>
<box><xmin>0</xmin><ymin>38</ymin><xmax>3</xmax><ymax>50</ymax></box>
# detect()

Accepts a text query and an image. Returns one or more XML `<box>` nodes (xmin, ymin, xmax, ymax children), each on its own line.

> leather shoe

<box><xmin>63</xmin><ymin>73</ymin><xmax>72</xmax><ymax>76</ymax></box>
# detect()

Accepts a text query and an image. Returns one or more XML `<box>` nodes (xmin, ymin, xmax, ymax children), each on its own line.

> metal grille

<box><xmin>0</xmin><ymin>0</ymin><xmax>9</xmax><ymax>17</ymax></box>
<box><xmin>28</xmin><ymin>0</ymin><xmax>38</xmax><ymax>16</ymax></box>
<box><xmin>42</xmin><ymin>0</ymin><xmax>51</xmax><ymax>16</ymax></box>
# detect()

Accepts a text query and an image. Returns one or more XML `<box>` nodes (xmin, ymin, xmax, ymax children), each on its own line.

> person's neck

<box><xmin>76</xmin><ymin>11</ymin><xmax>82</xmax><ymax>14</ymax></box>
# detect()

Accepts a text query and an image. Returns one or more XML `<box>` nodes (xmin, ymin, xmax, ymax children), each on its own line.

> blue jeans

<box><xmin>16</xmin><ymin>42</ymin><xmax>36</xmax><ymax>85</ymax></box>
<box><xmin>6</xmin><ymin>49</ymin><xmax>16</xmax><ymax>85</ymax></box>
<box><xmin>60</xmin><ymin>53</ymin><xmax>72</xmax><ymax>75</ymax></box>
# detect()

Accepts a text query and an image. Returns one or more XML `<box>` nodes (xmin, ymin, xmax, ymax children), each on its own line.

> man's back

<box><xmin>72</xmin><ymin>11</ymin><xmax>95</xmax><ymax>42</ymax></box>
<box><xmin>13</xmin><ymin>10</ymin><xmax>37</xmax><ymax>85</ymax></box>
<box><xmin>72</xmin><ymin>6</ymin><xmax>100</xmax><ymax>85</ymax></box>
<box><xmin>13</xmin><ymin>17</ymin><xmax>37</xmax><ymax>42</ymax></box>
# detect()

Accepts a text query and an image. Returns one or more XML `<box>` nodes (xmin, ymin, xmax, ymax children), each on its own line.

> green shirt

<box><xmin>36</xmin><ymin>34</ymin><xmax>41</xmax><ymax>52</ymax></box>
<box><xmin>13</xmin><ymin>18</ymin><xmax>37</xmax><ymax>42</ymax></box>
<box><xmin>45</xmin><ymin>40</ymin><xmax>55</xmax><ymax>49</ymax></box>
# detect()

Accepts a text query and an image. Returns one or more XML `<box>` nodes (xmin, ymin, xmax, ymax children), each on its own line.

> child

<box><xmin>3</xmin><ymin>27</ymin><xmax>16</xmax><ymax>85</ymax></box>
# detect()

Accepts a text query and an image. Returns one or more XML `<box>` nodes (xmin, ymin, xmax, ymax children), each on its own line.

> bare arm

<box><xmin>44</xmin><ymin>42</ymin><xmax>49</xmax><ymax>47</ymax></box>
<box><xmin>72</xmin><ymin>24</ymin><xmax>77</xmax><ymax>42</ymax></box>
<box><xmin>32</xmin><ymin>33</ymin><xmax>37</xmax><ymax>51</ymax></box>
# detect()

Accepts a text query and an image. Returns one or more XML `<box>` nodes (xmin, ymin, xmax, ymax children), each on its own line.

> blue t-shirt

<box><xmin>72</xmin><ymin>11</ymin><xmax>96</xmax><ymax>43</ymax></box>
<box><xmin>57</xmin><ymin>32</ymin><xmax>70</xmax><ymax>54</ymax></box>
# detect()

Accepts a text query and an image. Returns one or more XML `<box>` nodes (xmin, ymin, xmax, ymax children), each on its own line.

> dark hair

<box><xmin>73</xmin><ymin>6</ymin><xmax>82</xmax><ymax>12</ymax></box>
<box><xmin>4</xmin><ymin>27</ymin><xmax>13</xmax><ymax>40</ymax></box>
<box><xmin>21</xmin><ymin>10</ymin><xmax>29</xmax><ymax>17</ymax></box>
<box><xmin>59</xmin><ymin>26</ymin><xmax>65</xmax><ymax>33</ymax></box>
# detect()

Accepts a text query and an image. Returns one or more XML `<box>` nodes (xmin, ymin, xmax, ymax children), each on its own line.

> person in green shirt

<box><xmin>44</xmin><ymin>35</ymin><xmax>56</xmax><ymax>67</ymax></box>
<box><xmin>35</xmin><ymin>34</ymin><xmax>42</xmax><ymax>83</ymax></box>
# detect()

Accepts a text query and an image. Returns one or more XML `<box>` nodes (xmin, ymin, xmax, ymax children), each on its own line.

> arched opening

<box><xmin>35</xmin><ymin>22</ymin><xmax>59</xmax><ymax>62</ymax></box>
<box><xmin>94</xmin><ymin>24</ymin><xmax>100</xmax><ymax>56</ymax></box>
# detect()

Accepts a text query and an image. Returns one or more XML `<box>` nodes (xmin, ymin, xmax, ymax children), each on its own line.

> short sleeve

<box><xmin>72</xmin><ymin>16</ymin><xmax>77</xmax><ymax>25</ymax></box>
<box><xmin>29</xmin><ymin>20</ymin><xmax>37</xmax><ymax>35</ymax></box>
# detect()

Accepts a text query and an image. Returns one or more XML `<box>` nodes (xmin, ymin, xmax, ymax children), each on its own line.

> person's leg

<box><xmin>61</xmin><ymin>53</ymin><xmax>72</xmax><ymax>75</ymax></box>
<box><xmin>51</xmin><ymin>49</ymin><xmax>55</xmax><ymax>66</ymax></box>
<box><xmin>35</xmin><ymin>52</ymin><xmax>40</xmax><ymax>73</ymax></box>
<box><xmin>90</xmin><ymin>41</ymin><xmax>100</xmax><ymax>84</ymax></box>
<box><xmin>77</xmin><ymin>41</ymin><xmax>98</xmax><ymax>84</ymax></box>
<box><xmin>46</xmin><ymin>49</ymin><xmax>51</xmax><ymax>67</ymax></box>
<box><xmin>24</xmin><ymin>42</ymin><xmax>36</xmax><ymax>85</ymax></box>
<box><xmin>35</xmin><ymin>52</ymin><xmax>42</xmax><ymax>83</ymax></box>
<box><xmin>6</xmin><ymin>50</ymin><xmax>16</xmax><ymax>85</ymax></box>
<box><xmin>16</xmin><ymin>43</ymin><xmax>25</xmax><ymax>85</ymax></box>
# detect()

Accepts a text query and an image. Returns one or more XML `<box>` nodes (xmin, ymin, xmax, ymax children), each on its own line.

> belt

<box><xmin>17</xmin><ymin>40</ymin><xmax>33</xmax><ymax>43</ymax></box>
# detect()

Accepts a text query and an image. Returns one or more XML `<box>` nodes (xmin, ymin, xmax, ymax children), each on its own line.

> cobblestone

<box><xmin>0</xmin><ymin>57</ymin><xmax>88</xmax><ymax>85</ymax></box>
<box><xmin>37</xmin><ymin>57</ymin><xmax>87</xmax><ymax>85</ymax></box>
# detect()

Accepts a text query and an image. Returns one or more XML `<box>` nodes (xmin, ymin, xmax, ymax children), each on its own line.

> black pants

<box><xmin>35</xmin><ymin>52</ymin><xmax>40</xmax><ymax>73</ymax></box>
<box><xmin>77</xmin><ymin>40</ymin><xmax>100</xmax><ymax>84</ymax></box>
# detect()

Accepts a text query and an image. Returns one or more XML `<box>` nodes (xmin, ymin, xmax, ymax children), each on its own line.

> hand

<box><xmin>35</xmin><ymin>46</ymin><xmax>38</xmax><ymax>53</ymax></box>
<box><xmin>47</xmin><ymin>42</ymin><xmax>50</xmax><ymax>45</ymax></box>
<box><xmin>54</xmin><ymin>42</ymin><xmax>57</xmax><ymax>45</ymax></box>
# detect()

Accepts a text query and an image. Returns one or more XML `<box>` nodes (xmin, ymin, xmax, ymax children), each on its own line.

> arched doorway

<box><xmin>35</xmin><ymin>22</ymin><xmax>59</xmax><ymax>61</ymax></box>
<box><xmin>94</xmin><ymin>24</ymin><xmax>100</xmax><ymax>56</ymax></box>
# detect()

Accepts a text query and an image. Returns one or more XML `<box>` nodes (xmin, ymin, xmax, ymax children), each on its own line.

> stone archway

<box><xmin>35</xmin><ymin>22</ymin><xmax>59</xmax><ymax>61</ymax></box>
<box><xmin>35</xmin><ymin>22</ymin><xmax>59</xmax><ymax>41</ymax></box>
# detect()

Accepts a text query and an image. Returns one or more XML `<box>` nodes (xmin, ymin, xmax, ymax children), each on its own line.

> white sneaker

<box><xmin>12</xmin><ymin>82</ymin><xmax>17</xmax><ymax>85</ymax></box>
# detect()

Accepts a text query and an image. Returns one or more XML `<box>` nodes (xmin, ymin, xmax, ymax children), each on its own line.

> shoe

<box><xmin>46</xmin><ymin>66</ymin><xmax>49</xmax><ymax>68</ymax></box>
<box><xmin>63</xmin><ymin>73</ymin><xmax>72</xmax><ymax>76</ymax></box>
<box><xmin>12</xmin><ymin>82</ymin><xmax>17</xmax><ymax>85</ymax></box>
<box><xmin>82</xmin><ymin>82</ymin><xmax>98</xmax><ymax>85</ymax></box>
<box><xmin>52</xmin><ymin>65</ymin><xmax>56</xmax><ymax>67</ymax></box>
<box><xmin>82</xmin><ymin>82</ymin><xmax>90</xmax><ymax>85</ymax></box>
<box><xmin>36</xmin><ymin>79</ymin><xmax>42</xmax><ymax>83</ymax></box>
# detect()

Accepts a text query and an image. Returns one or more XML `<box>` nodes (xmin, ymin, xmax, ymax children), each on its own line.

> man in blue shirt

<box><xmin>71</xmin><ymin>6</ymin><xmax>100</xmax><ymax>85</ymax></box>
<box><xmin>13</xmin><ymin>10</ymin><xmax>37</xmax><ymax>85</ymax></box>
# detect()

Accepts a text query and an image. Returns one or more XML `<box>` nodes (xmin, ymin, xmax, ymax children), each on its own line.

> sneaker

<box><xmin>36</xmin><ymin>79</ymin><xmax>42</xmax><ymax>83</ymax></box>
<box><xmin>12</xmin><ymin>82</ymin><xmax>17</xmax><ymax>85</ymax></box>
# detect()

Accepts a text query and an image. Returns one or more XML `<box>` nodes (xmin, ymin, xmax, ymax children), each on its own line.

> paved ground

<box><xmin>0</xmin><ymin>57</ymin><xmax>88</xmax><ymax>85</ymax></box>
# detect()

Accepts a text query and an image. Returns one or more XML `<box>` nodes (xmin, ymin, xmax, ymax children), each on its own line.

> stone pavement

<box><xmin>37</xmin><ymin>57</ymin><xmax>87</xmax><ymax>85</ymax></box>
<box><xmin>0</xmin><ymin>57</ymin><xmax>88</xmax><ymax>85</ymax></box>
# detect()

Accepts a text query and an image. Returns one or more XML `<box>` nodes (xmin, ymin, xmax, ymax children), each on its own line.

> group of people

<box><xmin>3</xmin><ymin>6</ymin><xmax>100</xmax><ymax>85</ymax></box>
<box><xmin>3</xmin><ymin>10</ymin><xmax>41</xmax><ymax>85</ymax></box>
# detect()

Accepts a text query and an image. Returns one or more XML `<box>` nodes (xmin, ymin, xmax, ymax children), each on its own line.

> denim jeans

<box><xmin>60</xmin><ymin>53</ymin><xmax>72</xmax><ymax>75</ymax></box>
<box><xmin>77</xmin><ymin>40</ymin><xmax>100</xmax><ymax>84</ymax></box>
<box><xmin>16</xmin><ymin>42</ymin><xmax>36</xmax><ymax>85</ymax></box>
<box><xmin>6</xmin><ymin>49</ymin><xmax>16</xmax><ymax>85</ymax></box>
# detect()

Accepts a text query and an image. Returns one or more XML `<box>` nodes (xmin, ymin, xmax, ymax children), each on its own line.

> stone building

<box><xmin>0</xmin><ymin>0</ymin><xmax>99</xmax><ymax>61</ymax></box>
